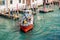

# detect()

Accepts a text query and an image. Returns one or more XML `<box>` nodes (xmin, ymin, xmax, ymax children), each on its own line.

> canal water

<box><xmin>0</xmin><ymin>6</ymin><xmax>60</xmax><ymax>40</ymax></box>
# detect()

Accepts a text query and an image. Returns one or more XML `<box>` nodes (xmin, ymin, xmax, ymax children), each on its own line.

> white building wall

<box><xmin>9</xmin><ymin>0</ymin><xmax>23</xmax><ymax>10</ymax></box>
<box><xmin>0</xmin><ymin>0</ymin><xmax>43</xmax><ymax>11</ymax></box>
<box><xmin>0</xmin><ymin>0</ymin><xmax>6</xmax><ymax>11</ymax></box>
<box><xmin>0</xmin><ymin>0</ymin><xmax>24</xmax><ymax>11</ymax></box>
<box><xmin>37</xmin><ymin>0</ymin><xmax>43</xmax><ymax>5</ymax></box>
<box><xmin>31</xmin><ymin>0</ymin><xmax>43</xmax><ymax>8</ymax></box>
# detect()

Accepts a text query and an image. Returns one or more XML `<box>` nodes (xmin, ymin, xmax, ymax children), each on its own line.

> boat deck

<box><xmin>39</xmin><ymin>8</ymin><xmax>54</xmax><ymax>13</ymax></box>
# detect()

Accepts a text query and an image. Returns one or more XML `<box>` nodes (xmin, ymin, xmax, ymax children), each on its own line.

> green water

<box><xmin>0</xmin><ymin>6</ymin><xmax>60</xmax><ymax>40</ymax></box>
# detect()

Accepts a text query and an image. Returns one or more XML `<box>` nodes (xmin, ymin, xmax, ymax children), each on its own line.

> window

<box><xmin>0</xmin><ymin>0</ymin><xmax>5</xmax><ymax>5</ymax></box>
<box><xmin>23</xmin><ymin>0</ymin><xmax>25</xmax><ymax>4</ymax></box>
<box><xmin>32</xmin><ymin>0</ymin><xmax>34</xmax><ymax>2</ymax></box>
<box><xmin>10</xmin><ymin>0</ymin><xmax>13</xmax><ymax>4</ymax></box>
<box><xmin>19</xmin><ymin>0</ymin><xmax>21</xmax><ymax>3</ymax></box>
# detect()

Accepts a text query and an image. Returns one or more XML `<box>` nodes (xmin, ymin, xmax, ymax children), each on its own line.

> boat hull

<box><xmin>20</xmin><ymin>24</ymin><xmax>33</xmax><ymax>32</ymax></box>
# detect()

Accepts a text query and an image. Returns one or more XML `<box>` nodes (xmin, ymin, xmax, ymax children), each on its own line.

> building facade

<box><xmin>46</xmin><ymin>0</ymin><xmax>54</xmax><ymax>3</ymax></box>
<box><xmin>0</xmin><ymin>0</ymin><xmax>43</xmax><ymax>11</ymax></box>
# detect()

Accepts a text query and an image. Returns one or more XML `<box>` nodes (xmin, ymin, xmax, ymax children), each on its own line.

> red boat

<box><xmin>20</xmin><ymin>24</ymin><xmax>33</xmax><ymax>32</ymax></box>
<box><xmin>20</xmin><ymin>10</ymin><xmax>34</xmax><ymax>32</ymax></box>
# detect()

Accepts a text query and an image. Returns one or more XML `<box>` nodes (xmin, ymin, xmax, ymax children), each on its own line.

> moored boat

<box><xmin>20</xmin><ymin>10</ymin><xmax>34</xmax><ymax>32</ymax></box>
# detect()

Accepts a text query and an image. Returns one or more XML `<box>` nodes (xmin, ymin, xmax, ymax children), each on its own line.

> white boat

<box><xmin>20</xmin><ymin>10</ymin><xmax>34</xmax><ymax>32</ymax></box>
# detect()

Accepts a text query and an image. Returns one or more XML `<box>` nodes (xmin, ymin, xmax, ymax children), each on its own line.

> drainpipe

<box><xmin>6</xmin><ymin>0</ymin><xmax>8</xmax><ymax>11</ymax></box>
<box><xmin>43</xmin><ymin>0</ymin><xmax>46</xmax><ymax>11</ymax></box>
<box><xmin>59</xmin><ymin>0</ymin><xmax>60</xmax><ymax>8</ymax></box>
<box><xmin>16</xmin><ymin>4</ymin><xmax>18</xmax><ymax>16</ymax></box>
<box><xmin>16</xmin><ymin>4</ymin><xmax>18</xmax><ymax>11</ymax></box>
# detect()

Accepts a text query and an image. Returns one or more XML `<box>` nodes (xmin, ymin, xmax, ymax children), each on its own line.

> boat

<box><xmin>20</xmin><ymin>10</ymin><xmax>34</xmax><ymax>32</ymax></box>
<box><xmin>0</xmin><ymin>8</ymin><xmax>19</xmax><ymax>20</ymax></box>
<box><xmin>39</xmin><ymin>0</ymin><xmax>54</xmax><ymax>13</ymax></box>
